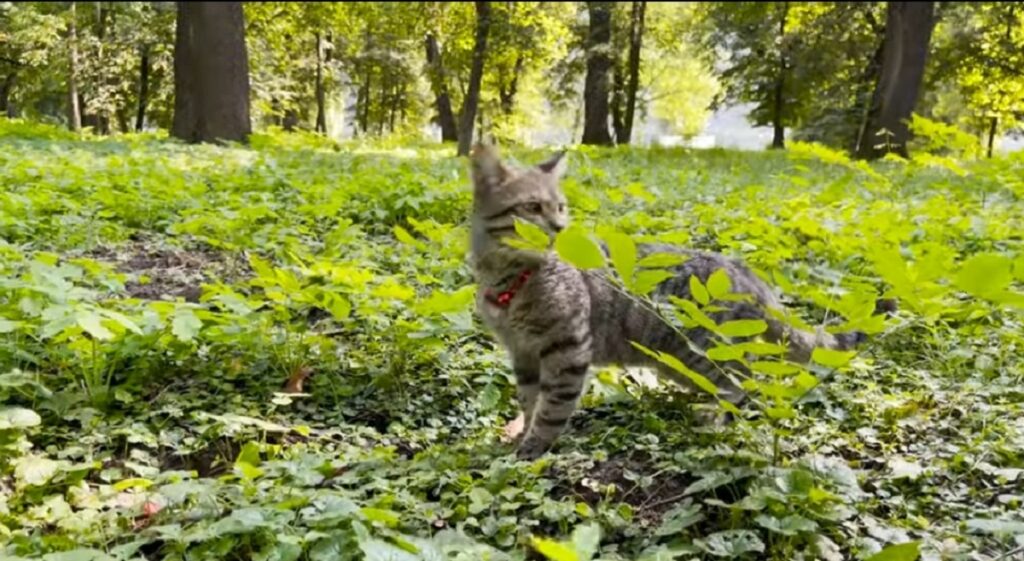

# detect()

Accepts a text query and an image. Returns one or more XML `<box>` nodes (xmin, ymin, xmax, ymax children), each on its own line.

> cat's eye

<box><xmin>558</xmin><ymin>203</ymin><xmax>566</xmax><ymax>212</ymax></box>
<box><xmin>524</xmin><ymin>202</ymin><xmax>543</xmax><ymax>214</ymax></box>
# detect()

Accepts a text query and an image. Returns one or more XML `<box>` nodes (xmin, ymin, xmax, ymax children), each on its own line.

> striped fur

<box><xmin>469</xmin><ymin>145</ymin><xmax>879</xmax><ymax>460</ymax></box>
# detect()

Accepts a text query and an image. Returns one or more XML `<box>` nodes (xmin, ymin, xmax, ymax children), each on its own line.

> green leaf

<box><xmin>865</xmin><ymin>542</ymin><xmax>920</xmax><ymax>561</ymax></box>
<box><xmin>765</xmin><ymin>405</ymin><xmax>796</xmax><ymax>420</ymax></box>
<box><xmin>232</xmin><ymin>441</ymin><xmax>260</xmax><ymax>466</ymax></box>
<box><xmin>171</xmin><ymin>308</ymin><xmax>203</xmax><ymax>342</ymax></box>
<box><xmin>570</xmin><ymin>522</ymin><xmax>601</xmax><ymax>561</ymax></box>
<box><xmin>707</xmin><ymin>269</ymin><xmax>732</xmax><ymax>299</ymax></box>
<box><xmin>637</xmin><ymin>252</ymin><xmax>688</xmax><ymax>268</ymax></box>
<box><xmin>505</xmin><ymin>218</ymin><xmax>551</xmax><ymax>252</ymax></box>
<box><xmin>655</xmin><ymin>503</ymin><xmax>704</xmax><ymax>536</ymax></box>
<box><xmin>632</xmin><ymin>342</ymin><xmax>718</xmax><ymax>396</ymax></box>
<box><xmin>0</xmin><ymin>407</ymin><xmax>41</xmax><ymax>430</ymax></box>
<box><xmin>812</xmin><ymin>347</ymin><xmax>856</xmax><ymax>368</ymax></box>
<box><xmin>357</xmin><ymin>537</ymin><xmax>420</xmax><ymax>561</ymax></box>
<box><xmin>555</xmin><ymin>227</ymin><xmax>606</xmax><ymax>269</ymax></box>
<box><xmin>755</xmin><ymin>514</ymin><xmax>818</xmax><ymax>536</ymax></box>
<box><xmin>113</xmin><ymin>478</ymin><xmax>153</xmax><ymax>491</ymax></box>
<box><xmin>393</xmin><ymin>225</ymin><xmax>424</xmax><ymax>248</ymax></box>
<box><xmin>689</xmin><ymin>275</ymin><xmax>710</xmax><ymax>305</ymax></box>
<box><xmin>955</xmin><ymin>253</ymin><xmax>1012</xmax><ymax>298</ymax></box>
<box><xmin>414</xmin><ymin>285</ymin><xmax>476</xmax><ymax>315</ymax></box>
<box><xmin>14</xmin><ymin>454</ymin><xmax>60</xmax><ymax>487</ymax></box>
<box><xmin>695</xmin><ymin>530</ymin><xmax>765</xmax><ymax>558</ymax></box>
<box><xmin>601</xmin><ymin>230</ymin><xmax>637</xmax><ymax>285</ymax></box>
<box><xmin>965</xmin><ymin>518</ymin><xmax>1024</xmax><ymax>534</ymax></box>
<box><xmin>707</xmin><ymin>345</ymin><xmax>745</xmax><ymax>361</ymax></box>
<box><xmin>632</xmin><ymin>270</ymin><xmax>674</xmax><ymax>296</ymax></box>
<box><xmin>323</xmin><ymin>292</ymin><xmax>352</xmax><ymax>320</ymax></box>
<box><xmin>0</xmin><ymin>318</ymin><xmax>21</xmax><ymax>333</ymax></box>
<box><xmin>531</xmin><ymin>538</ymin><xmax>579</xmax><ymax>561</ymax></box>
<box><xmin>361</xmin><ymin>507</ymin><xmax>400</xmax><ymax>527</ymax></box>
<box><xmin>750</xmin><ymin>361</ymin><xmax>801</xmax><ymax>375</ymax></box>
<box><xmin>718</xmin><ymin>319</ymin><xmax>768</xmax><ymax>337</ymax></box>
<box><xmin>76</xmin><ymin>311</ymin><xmax>113</xmax><ymax>340</ymax></box>
<box><xmin>41</xmin><ymin>550</ymin><xmax>115</xmax><ymax>561</ymax></box>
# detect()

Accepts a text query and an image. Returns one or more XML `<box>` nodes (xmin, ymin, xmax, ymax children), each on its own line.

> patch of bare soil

<box><xmin>87</xmin><ymin>240</ymin><xmax>248</xmax><ymax>302</ymax></box>
<box><xmin>557</xmin><ymin>454</ymin><xmax>696</xmax><ymax>525</ymax></box>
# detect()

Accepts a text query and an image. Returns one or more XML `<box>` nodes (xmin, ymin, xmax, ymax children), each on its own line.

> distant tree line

<box><xmin>0</xmin><ymin>2</ymin><xmax>1020</xmax><ymax>158</ymax></box>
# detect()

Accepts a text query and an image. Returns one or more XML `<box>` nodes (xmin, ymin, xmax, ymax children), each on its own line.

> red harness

<box><xmin>484</xmin><ymin>269</ymin><xmax>534</xmax><ymax>308</ymax></box>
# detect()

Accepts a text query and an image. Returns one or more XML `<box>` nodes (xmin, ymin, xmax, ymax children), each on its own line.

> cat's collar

<box><xmin>484</xmin><ymin>268</ymin><xmax>534</xmax><ymax>308</ymax></box>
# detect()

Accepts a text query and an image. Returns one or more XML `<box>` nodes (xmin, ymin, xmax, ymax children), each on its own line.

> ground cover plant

<box><xmin>1</xmin><ymin>119</ymin><xmax>1023</xmax><ymax>561</ymax></box>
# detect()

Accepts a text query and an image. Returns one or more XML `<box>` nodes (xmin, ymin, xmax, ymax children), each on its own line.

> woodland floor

<box><xmin>1</xmin><ymin>122</ymin><xmax>1023</xmax><ymax>560</ymax></box>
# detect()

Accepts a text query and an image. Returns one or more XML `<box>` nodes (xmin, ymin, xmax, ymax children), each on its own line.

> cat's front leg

<box><xmin>517</xmin><ymin>336</ymin><xmax>592</xmax><ymax>460</ymax></box>
<box><xmin>511</xmin><ymin>358</ymin><xmax>540</xmax><ymax>442</ymax></box>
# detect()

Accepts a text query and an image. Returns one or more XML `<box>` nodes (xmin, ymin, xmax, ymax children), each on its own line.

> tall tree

<box><xmin>770</xmin><ymin>2</ymin><xmax>788</xmax><ymax>149</ymax></box>
<box><xmin>857</xmin><ymin>2</ymin><xmax>936</xmax><ymax>159</ymax></box>
<box><xmin>612</xmin><ymin>0</ymin><xmax>645</xmax><ymax>144</ymax></box>
<box><xmin>314</xmin><ymin>32</ymin><xmax>327</xmax><ymax>134</ymax></box>
<box><xmin>135</xmin><ymin>45</ymin><xmax>150</xmax><ymax>131</ymax></box>
<box><xmin>67</xmin><ymin>2</ymin><xmax>81</xmax><ymax>132</ymax></box>
<box><xmin>457</xmin><ymin>1</ymin><xmax>491</xmax><ymax>157</ymax></box>
<box><xmin>424</xmin><ymin>24</ymin><xmax>458</xmax><ymax>142</ymax></box>
<box><xmin>581</xmin><ymin>1</ymin><xmax>613</xmax><ymax>145</ymax></box>
<box><xmin>923</xmin><ymin>2</ymin><xmax>1024</xmax><ymax>157</ymax></box>
<box><xmin>171</xmin><ymin>2</ymin><xmax>251</xmax><ymax>144</ymax></box>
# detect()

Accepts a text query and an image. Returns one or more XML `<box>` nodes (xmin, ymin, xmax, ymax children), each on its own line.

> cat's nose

<box><xmin>549</xmin><ymin>221</ymin><xmax>565</xmax><ymax>233</ymax></box>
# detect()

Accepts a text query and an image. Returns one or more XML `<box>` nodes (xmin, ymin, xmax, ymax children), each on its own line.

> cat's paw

<box><xmin>500</xmin><ymin>413</ymin><xmax>526</xmax><ymax>443</ymax></box>
<box><xmin>515</xmin><ymin>436</ymin><xmax>550</xmax><ymax>461</ymax></box>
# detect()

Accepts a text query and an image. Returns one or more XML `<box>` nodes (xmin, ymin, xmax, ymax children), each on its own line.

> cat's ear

<box><xmin>537</xmin><ymin>150</ymin><xmax>567</xmax><ymax>179</ymax></box>
<box><xmin>470</xmin><ymin>143</ymin><xmax>510</xmax><ymax>192</ymax></box>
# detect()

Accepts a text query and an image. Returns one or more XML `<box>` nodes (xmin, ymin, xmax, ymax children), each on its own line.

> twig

<box><xmin>994</xmin><ymin>544</ymin><xmax>1024</xmax><ymax>561</ymax></box>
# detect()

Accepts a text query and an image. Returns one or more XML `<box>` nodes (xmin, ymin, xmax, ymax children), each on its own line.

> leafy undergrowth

<box><xmin>1</xmin><ymin>120</ymin><xmax>1023</xmax><ymax>560</ymax></box>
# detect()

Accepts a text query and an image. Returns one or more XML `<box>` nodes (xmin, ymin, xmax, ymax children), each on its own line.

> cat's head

<box><xmin>469</xmin><ymin>144</ymin><xmax>570</xmax><ymax>244</ymax></box>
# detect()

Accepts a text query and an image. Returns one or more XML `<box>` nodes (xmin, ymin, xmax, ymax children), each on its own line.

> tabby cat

<box><xmin>469</xmin><ymin>144</ymin><xmax>882</xmax><ymax>460</ymax></box>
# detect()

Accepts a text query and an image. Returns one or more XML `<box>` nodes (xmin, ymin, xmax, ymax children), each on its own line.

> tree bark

<box><xmin>856</xmin><ymin>1</ymin><xmax>935</xmax><ymax>160</ymax></box>
<box><xmin>987</xmin><ymin>116</ymin><xmax>997</xmax><ymax>158</ymax></box>
<box><xmin>770</xmin><ymin>1</ymin><xmax>788</xmax><ymax>150</ymax></box>
<box><xmin>135</xmin><ymin>45</ymin><xmax>150</xmax><ymax>132</ymax></box>
<box><xmin>498</xmin><ymin>55</ymin><xmax>523</xmax><ymax>115</ymax></box>
<box><xmin>315</xmin><ymin>32</ymin><xmax>327</xmax><ymax>134</ymax></box>
<box><xmin>425</xmin><ymin>30</ymin><xmax>459</xmax><ymax>142</ymax></box>
<box><xmin>67</xmin><ymin>2</ymin><xmax>82</xmax><ymax>132</ymax></box>
<box><xmin>457</xmin><ymin>1</ymin><xmax>491</xmax><ymax>157</ymax></box>
<box><xmin>582</xmin><ymin>1</ymin><xmax>613</xmax><ymax>146</ymax></box>
<box><xmin>611</xmin><ymin>63</ymin><xmax>625</xmax><ymax>143</ymax></box>
<box><xmin>0</xmin><ymin>73</ymin><xmax>15</xmax><ymax>118</ymax></box>
<box><xmin>171</xmin><ymin>2</ymin><xmax>252</xmax><ymax>144</ymax></box>
<box><xmin>94</xmin><ymin>2</ymin><xmax>110</xmax><ymax>135</ymax></box>
<box><xmin>620</xmin><ymin>0</ymin><xmax>645</xmax><ymax>144</ymax></box>
<box><xmin>852</xmin><ymin>29</ymin><xmax>886</xmax><ymax>154</ymax></box>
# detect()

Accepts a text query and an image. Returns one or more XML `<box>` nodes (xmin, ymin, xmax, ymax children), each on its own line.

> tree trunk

<box><xmin>67</xmin><ymin>2</ymin><xmax>82</xmax><ymax>132</ymax></box>
<box><xmin>852</xmin><ymin>33</ymin><xmax>886</xmax><ymax>154</ymax></box>
<box><xmin>581</xmin><ymin>1</ymin><xmax>614</xmax><ymax>146</ymax></box>
<box><xmin>359</xmin><ymin>70</ymin><xmax>371</xmax><ymax>134</ymax></box>
<box><xmin>171</xmin><ymin>1</ymin><xmax>252</xmax><ymax>144</ymax></box>
<box><xmin>456</xmin><ymin>1</ymin><xmax>491</xmax><ymax>157</ymax></box>
<box><xmin>315</xmin><ymin>32</ymin><xmax>327</xmax><ymax>134</ymax></box>
<box><xmin>620</xmin><ymin>0</ymin><xmax>645</xmax><ymax>144</ymax></box>
<box><xmin>425</xmin><ymin>31</ymin><xmax>459</xmax><ymax>141</ymax></box>
<box><xmin>987</xmin><ymin>116</ymin><xmax>997</xmax><ymax>158</ymax></box>
<box><xmin>770</xmin><ymin>1</ymin><xmax>788</xmax><ymax>150</ymax></box>
<box><xmin>611</xmin><ymin>64</ymin><xmax>625</xmax><ymax>143</ymax></box>
<box><xmin>0</xmin><ymin>73</ymin><xmax>15</xmax><ymax>118</ymax></box>
<box><xmin>94</xmin><ymin>2</ymin><xmax>110</xmax><ymax>135</ymax></box>
<box><xmin>856</xmin><ymin>1</ymin><xmax>935</xmax><ymax>160</ymax></box>
<box><xmin>498</xmin><ymin>55</ymin><xmax>523</xmax><ymax>115</ymax></box>
<box><xmin>135</xmin><ymin>45</ymin><xmax>150</xmax><ymax>131</ymax></box>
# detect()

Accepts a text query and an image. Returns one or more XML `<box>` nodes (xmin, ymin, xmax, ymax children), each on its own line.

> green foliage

<box><xmin>1</xmin><ymin>122</ymin><xmax>1023</xmax><ymax>560</ymax></box>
